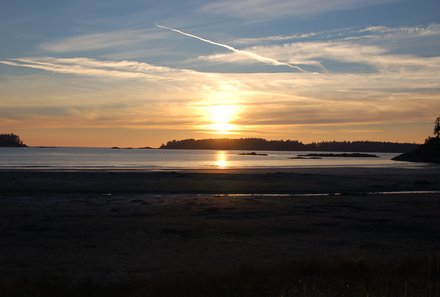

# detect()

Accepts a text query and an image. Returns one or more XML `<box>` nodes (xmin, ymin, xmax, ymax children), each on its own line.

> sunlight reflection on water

<box><xmin>0</xmin><ymin>147</ymin><xmax>434</xmax><ymax>170</ymax></box>
<box><xmin>215</xmin><ymin>151</ymin><xmax>228</xmax><ymax>168</ymax></box>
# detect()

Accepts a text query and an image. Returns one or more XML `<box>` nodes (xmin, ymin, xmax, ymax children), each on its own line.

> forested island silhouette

<box><xmin>160</xmin><ymin>138</ymin><xmax>418</xmax><ymax>153</ymax></box>
<box><xmin>0</xmin><ymin>133</ymin><xmax>27</xmax><ymax>147</ymax></box>
<box><xmin>393</xmin><ymin>116</ymin><xmax>440</xmax><ymax>163</ymax></box>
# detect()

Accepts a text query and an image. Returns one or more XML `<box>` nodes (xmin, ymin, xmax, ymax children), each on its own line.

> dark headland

<box><xmin>0</xmin><ymin>133</ymin><xmax>26</xmax><ymax>147</ymax></box>
<box><xmin>393</xmin><ymin>117</ymin><xmax>440</xmax><ymax>163</ymax></box>
<box><xmin>393</xmin><ymin>137</ymin><xmax>440</xmax><ymax>163</ymax></box>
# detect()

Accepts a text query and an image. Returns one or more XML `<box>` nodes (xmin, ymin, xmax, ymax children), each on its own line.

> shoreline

<box><xmin>0</xmin><ymin>164</ymin><xmax>438</xmax><ymax>173</ymax></box>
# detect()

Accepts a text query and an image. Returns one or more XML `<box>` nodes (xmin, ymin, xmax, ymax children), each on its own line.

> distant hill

<box><xmin>392</xmin><ymin>137</ymin><xmax>440</xmax><ymax>163</ymax></box>
<box><xmin>0</xmin><ymin>133</ymin><xmax>27</xmax><ymax>147</ymax></box>
<box><xmin>160</xmin><ymin>138</ymin><xmax>419</xmax><ymax>153</ymax></box>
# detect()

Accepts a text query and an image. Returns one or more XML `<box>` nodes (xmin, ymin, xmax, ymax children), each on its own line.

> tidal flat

<box><xmin>0</xmin><ymin>168</ymin><xmax>439</xmax><ymax>296</ymax></box>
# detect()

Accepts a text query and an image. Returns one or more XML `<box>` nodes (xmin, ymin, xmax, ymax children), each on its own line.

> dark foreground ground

<box><xmin>0</xmin><ymin>168</ymin><xmax>439</xmax><ymax>296</ymax></box>
<box><xmin>1</xmin><ymin>167</ymin><xmax>440</xmax><ymax>194</ymax></box>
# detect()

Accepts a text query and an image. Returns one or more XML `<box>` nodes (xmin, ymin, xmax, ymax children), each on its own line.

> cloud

<box><xmin>231</xmin><ymin>23</ymin><xmax>440</xmax><ymax>46</ymax></box>
<box><xmin>235</xmin><ymin>96</ymin><xmax>435</xmax><ymax>127</ymax></box>
<box><xmin>0</xmin><ymin>57</ymin><xmax>197</xmax><ymax>80</ymax></box>
<box><xmin>194</xmin><ymin>24</ymin><xmax>440</xmax><ymax>74</ymax></box>
<box><xmin>40</xmin><ymin>28</ymin><xmax>165</xmax><ymax>53</ymax></box>
<box><xmin>2</xmin><ymin>20</ymin><xmax>440</xmax><ymax>142</ymax></box>
<box><xmin>156</xmin><ymin>23</ymin><xmax>304</xmax><ymax>71</ymax></box>
<box><xmin>360</xmin><ymin>23</ymin><xmax>440</xmax><ymax>36</ymax></box>
<box><xmin>200</xmin><ymin>0</ymin><xmax>398</xmax><ymax>21</ymax></box>
<box><xmin>231</xmin><ymin>32</ymin><xmax>321</xmax><ymax>46</ymax></box>
<box><xmin>0</xmin><ymin>103</ymin><xmax>198</xmax><ymax>130</ymax></box>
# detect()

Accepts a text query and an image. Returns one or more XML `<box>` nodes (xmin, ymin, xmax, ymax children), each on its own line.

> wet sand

<box><xmin>0</xmin><ymin>192</ymin><xmax>439</xmax><ymax>283</ymax></box>
<box><xmin>0</xmin><ymin>168</ymin><xmax>439</xmax><ymax>284</ymax></box>
<box><xmin>1</xmin><ymin>167</ymin><xmax>440</xmax><ymax>194</ymax></box>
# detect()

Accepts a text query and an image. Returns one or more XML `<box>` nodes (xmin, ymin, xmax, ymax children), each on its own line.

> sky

<box><xmin>0</xmin><ymin>0</ymin><xmax>439</xmax><ymax>147</ymax></box>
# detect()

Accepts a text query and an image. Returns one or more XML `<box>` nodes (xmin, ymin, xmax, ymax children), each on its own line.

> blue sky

<box><xmin>1</xmin><ymin>0</ymin><xmax>439</xmax><ymax>146</ymax></box>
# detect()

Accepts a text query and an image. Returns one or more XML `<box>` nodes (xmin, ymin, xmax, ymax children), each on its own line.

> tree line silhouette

<box><xmin>160</xmin><ymin>138</ymin><xmax>418</xmax><ymax>153</ymax></box>
<box><xmin>0</xmin><ymin>133</ymin><xmax>27</xmax><ymax>147</ymax></box>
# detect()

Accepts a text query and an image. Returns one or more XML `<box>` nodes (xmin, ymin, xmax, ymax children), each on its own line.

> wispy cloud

<box><xmin>231</xmin><ymin>32</ymin><xmax>321</xmax><ymax>46</ymax></box>
<box><xmin>0</xmin><ymin>103</ymin><xmax>197</xmax><ymax>129</ymax></box>
<box><xmin>2</xmin><ymin>22</ymin><xmax>440</xmax><ymax>142</ymax></box>
<box><xmin>231</xmin><ymin>23</ymin><xmax>440</xmax><ymax>46</ymax></box>
<box><xmin>200</xmin><ymin>0</ymin><xmax>398</xmax><ymax>21</ymax></box>
<box><xmin>360</xmin><ymin>23</ymin><xmax>440</xmax><ymax>36</ymax></box>
<box><xmin>40</xmin><ymin>28</ymin><xmax>165</xmax><ymax>53</ymax></box>
<box><xmin>156</xmin><ymin>24</ymin><xmax>305</xmax><ymax>71</ymax></box>
<box><xmin>0</xmin><ymin>57</ymin><xmax>196</xmax><ymax>80</ymax></box>
<box><xmin>195</xmin><ymin>24</ymin><xmax>440</xmax><ymax>74</ymax></box>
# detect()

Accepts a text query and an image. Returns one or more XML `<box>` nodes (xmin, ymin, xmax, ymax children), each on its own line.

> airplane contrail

<box><xmin>156</xmin><ymin>23</ymin><xmax>304</xmax><ymax>72</ymax></box>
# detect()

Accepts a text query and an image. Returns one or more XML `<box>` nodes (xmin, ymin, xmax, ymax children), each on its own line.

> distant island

<box><xmin>298</xmin><ymin>153</ymin><xmax>379</xmax><ymax>158</ymax></box>
<box><xmin>0</xmin><ymin>133</ymin><xmax>27</xmax><ymax>147</ymax></box>
<box><xmin>160</xmin><ymin>138</ymin><xmax>418</xmax><ymax>153</ymax></box>
<box><xmin>392</xmin><ymin>117</ymin><xmax>440</xmax><ymax>163</ymax></box>
<box><xmin>238</xmin><ymin>152</ymin><xmax>268</xmax><ymax>156</ymax></box>
<box><xmin>289</xmin><ymin>156</ymin><xmax>323</xmax><ymax>159</ymax></box>
<box><xmin>111</xmin><ymin>146</ymin><xmax>154</xmax><ymax>150</ymax></box>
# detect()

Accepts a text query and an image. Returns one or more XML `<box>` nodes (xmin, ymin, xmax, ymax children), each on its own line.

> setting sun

<box><xmin>207</xmin><ymin>105</ymin><xmax>238</xmax><ymax>134</ymax></box>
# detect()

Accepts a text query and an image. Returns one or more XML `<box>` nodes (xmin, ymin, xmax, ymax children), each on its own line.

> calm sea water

<box><xmin>0</xmin><ymin>147</ymin><xmax>430</xmax><ymax>170</ymax></box>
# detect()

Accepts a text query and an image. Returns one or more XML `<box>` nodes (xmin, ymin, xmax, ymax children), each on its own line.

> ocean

<box><xmin>0</xmin><ymin>147</ymin><xmax>429</xmax><ymax>170</ymax></box>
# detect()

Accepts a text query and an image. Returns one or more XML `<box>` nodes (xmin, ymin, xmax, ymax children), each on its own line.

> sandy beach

<box><xmin>1</xmin><ymin>167</ymin><xmax>440</xmax><ymax>194</ymax></box>
<box><xmin>0</xmin><ymin>167</ymin><xmax>439</xmax><ymax>296</ymax></box>
<box><xmin>0</xmin><ymin>167</ymin><xmax>439</xmax><ymax>281</ymax></box>
<box><xmin>1</xmin><ymin>191</ymin><xmax>439</xmax><ymax>283</ymax></box>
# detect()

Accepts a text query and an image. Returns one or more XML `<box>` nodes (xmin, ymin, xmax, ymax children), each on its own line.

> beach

<box><xmin>1</xmin><ymin>167</ymin><xmax>440</xmax><ymax>194</ymax></box>
<box><xmin>1</xmin><ymin>191</ymin><xmax>440</xmax><ymax>282</ymax></box>
<box><xmin>1</xmin><ymin>167</ymin><xmax>440</xmax><ymax>295</ymax></box>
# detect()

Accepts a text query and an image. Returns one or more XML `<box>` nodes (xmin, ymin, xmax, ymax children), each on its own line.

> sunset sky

<box><xmin>1</xmin><ymin>0</ymin><xmax>439</xmax><ymax>147</ymax></box>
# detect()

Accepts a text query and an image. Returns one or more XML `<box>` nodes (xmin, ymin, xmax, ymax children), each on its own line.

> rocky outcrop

<box><xmin>392</xmin><ymin>137</ymin><xmax>440</xmax><ymax>164</ymax></box>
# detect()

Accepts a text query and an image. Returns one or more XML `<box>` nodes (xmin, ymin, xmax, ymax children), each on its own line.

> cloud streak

<box><xmin>156</xmin><ymin>23</ymin><xmax>304</xmax><ymax>72</ymax></box>
<box><xmin>40</xmin><ymin>28</ymin><xmax>165</xmax><ymax>53</ymax></box>
<box><xmin>200</xmin><ymin>0</ymin><xmax>398</xmax><ymax>21</ymax></box>
<box><xmin>1</xmin><ymin>55</ymin><xmax>439</xmax><ymax>143</ymax></box>
<box><xmin>0</xmin><ymin>57</ymin><xmax>196</xmax><ymax>81</ymax></box>
<box><xmin>231</xmin><ymin>23</ymin><xmax>440</xmax><ymax>46</ymax></box>
<box><xmin>194</xmin><ymin>24</ymin><xmax>440</xmax><ymax>74</ymax></box>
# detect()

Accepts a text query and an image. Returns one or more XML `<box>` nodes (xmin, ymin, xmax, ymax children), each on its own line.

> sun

<box><xmin>207</xmin><ymin>105</ymin><xmax>237</xmax><ymax>134</ymax></box>
<box><xmin>199</xmin><ymin>82</ymin><xmax>244</xmax><ymax>134</ymax></box>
